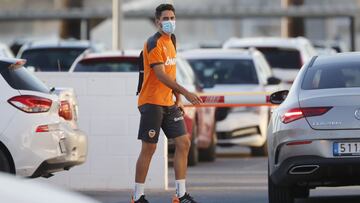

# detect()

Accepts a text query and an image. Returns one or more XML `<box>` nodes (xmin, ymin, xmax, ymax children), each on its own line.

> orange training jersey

<box><xmin>138</xmin><ymin>32</ymin><xmax>177</xmax><ymax>106</ymax></box>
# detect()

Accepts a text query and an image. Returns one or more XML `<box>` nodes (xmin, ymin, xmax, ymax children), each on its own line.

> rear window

<box><xmin>188</xmin><ymin>59</ymin><xmax>258</xmax><ymax>85</ymax></box>
<box><xmin>74</xmin><ymin>57</ymin><xmax>138</xmax><ymax>72</ymax></box>
<box><xmin>1</xmin><ymin>63</ymin><xmax>49</xmax><ymax>93</ymax></box>
<box><xmin>302</xmin><ymin>62</ymin><xmax>360</xmax><ymax>90</ymax></box>
<box><xmin>253</xmin><ymin>47</ymin><xmax>302</xmax><ymax>70</ymax></box>
<box><xmin>21</xmin><ymin>48</ymin><xmax>87</xmax><ymax>72</ymax></box>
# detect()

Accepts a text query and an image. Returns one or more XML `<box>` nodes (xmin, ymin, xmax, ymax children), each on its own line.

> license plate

<box><xmin>333</xmin><ymin>142</ymin><xmax>360</xmax><ymax>156</ymax></box>
<box><xmin>59</xmin><ymin>139</ymin><xmax>67</xmax><ymax>153</ymax></box>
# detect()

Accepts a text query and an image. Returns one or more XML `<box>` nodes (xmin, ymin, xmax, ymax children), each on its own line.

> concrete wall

<box><xmin>34</xmin><ymin>72</ymin><xmax>168</xmax><ymax>190</ymax></box>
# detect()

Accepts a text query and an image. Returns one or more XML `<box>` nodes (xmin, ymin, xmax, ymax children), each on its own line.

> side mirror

<box><xmin>270</xmin><ymin>90</ymin><xmax>289</xmax><ymax>104</ymax></box>
<box><xmin>267</xmin><ymin>76</ymin><xmax>282</xmax><ymax>85</ymax></box>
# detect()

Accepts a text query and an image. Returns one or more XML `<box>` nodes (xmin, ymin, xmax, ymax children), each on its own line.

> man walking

<box><xmin>132</xmin><ymin>3</ymin><xmax>202</xmax><ymax>203</ymax></box>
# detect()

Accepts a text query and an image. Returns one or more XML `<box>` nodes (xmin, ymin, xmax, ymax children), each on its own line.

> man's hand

<box><xmin>175</xmin><ymin>100</ymin><xmax>185</xmax><ymax>115</ymax></box>
<box><xmin>184</xmin><ymin>92</ymin><xmax>203</xmax><ymax>105</ymax></box>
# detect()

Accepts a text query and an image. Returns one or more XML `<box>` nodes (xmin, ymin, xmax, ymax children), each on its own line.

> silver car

<box><xmin>268</xmin><ymin>52</ymin><xmax>360</xmax><ymax>203</ymax></box>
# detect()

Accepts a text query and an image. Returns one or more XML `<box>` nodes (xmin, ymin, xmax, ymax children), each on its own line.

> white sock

<box><xmin>134</xmin><ymin>183</ymin><xmax>145</xmax><ymax>201</ymax></box>
<box><xmin>175</xmin><ymin>179</ymin><xmax>186</xmax><ymax>198</ymax></box>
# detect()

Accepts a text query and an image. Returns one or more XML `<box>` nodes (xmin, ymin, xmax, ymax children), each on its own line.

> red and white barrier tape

<box><xmin>183</xmin><ymin>92</ymin><xmax>273</xmax><ymax>107</ymax></box>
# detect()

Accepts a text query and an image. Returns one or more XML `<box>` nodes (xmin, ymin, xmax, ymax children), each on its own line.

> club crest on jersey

<box><xmin>165</xmin><ymin>56</ymin><xmax>176</xmax><ymax>66</ymax></box>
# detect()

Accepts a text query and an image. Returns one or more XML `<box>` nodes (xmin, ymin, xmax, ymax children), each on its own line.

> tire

<box><xmin>187</xmin><ymin>124</ymin><xmax>198</xmax><ymax>167</ymax></box>
<box><xmin>199</xmin><ymin>129</ymin><xmax>216</xmax><ymax>162</ymax></box>
<box><xmin>0</xmin><ymin>149</ymin><xmax>11</xmax><ymax>173</ymax></box>
<box><xmin>268</xmin><ymin>174</ymin><xmax>294</xmax><ymax>203</ymax></box>
<box><xmin>251</xmin><ymin>141</ymin><xmax>268</xmax><ymax>157</ymax></box>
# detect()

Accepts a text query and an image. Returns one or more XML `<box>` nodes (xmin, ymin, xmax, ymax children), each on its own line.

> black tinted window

<box><xmin>21</xmin><ymin>48</ymin><xmax>86</xmax><ymax>72</ymax></box>
<box><xmin>302</xmin><ymin>63</ymin><xmax>360</xmax><ymax>90</ymax></box>
<box><xmin>74</xmin><ymin>57</ymin><xmax>138</xmax><ymax>72</ymax></box>
<box><xmin>254</xmin><ymin>47</ymin><xmax>302</xmax><ymax>69</ymax></box>
<box><xmin>188</xmin><ymin>59</ymin><xmax>258</xmax><ymax>85</ymax></box>
<box><xmin>1</xmin><ymin>64</ymin><xmax>49</xmax><ymax>93</ymax></box>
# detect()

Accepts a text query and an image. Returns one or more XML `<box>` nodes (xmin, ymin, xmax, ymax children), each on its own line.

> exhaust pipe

<box><xmin>289</xmin><ymin>165</ymin><xmax>319</xmax><ymax>175</ymax></box>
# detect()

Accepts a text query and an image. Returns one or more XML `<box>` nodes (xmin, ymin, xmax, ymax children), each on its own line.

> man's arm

<box><xmin>153</xmin><ymin>64</ymin><xmax>202</xmax><ymax>105</ymax></box>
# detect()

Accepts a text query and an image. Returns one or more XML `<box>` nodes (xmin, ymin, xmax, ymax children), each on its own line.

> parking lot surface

<box><xmin>82</xmin><ymin>147</ymin><xmax>360</xmax><ymax>203</ymax></box>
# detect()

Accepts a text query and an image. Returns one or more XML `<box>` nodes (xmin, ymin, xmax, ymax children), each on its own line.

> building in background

<box><xmin>0</xmin><ymin>0</ymin><xmax>356</xmax><ymax>51</ymax></box>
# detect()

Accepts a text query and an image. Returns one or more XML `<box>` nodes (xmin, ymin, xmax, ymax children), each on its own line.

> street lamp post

<box><xmin>112</xmin><ymin>0</ymin><xmax>123</xmax><ymax>50</ymax></box>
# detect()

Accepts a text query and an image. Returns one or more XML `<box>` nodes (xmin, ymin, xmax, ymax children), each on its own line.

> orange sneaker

<box><xmin>172</xmin><ymin>195</ymin><xmax>180</xmax><ymax>203</ymax></box>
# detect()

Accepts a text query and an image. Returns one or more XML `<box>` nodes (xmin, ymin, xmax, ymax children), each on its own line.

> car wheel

<box><xmin>187</xmin><ymin>123</ymin><xmax>198</xmax><ymax>166</ymax></box>
<box><xmin>250</xmin><ymin>141</ymin><xmax>268</xmax><ymax>157</ymax></box>
<box><xmin>199</xmin><ymin>126</ymin><xmax>216</xmax><ymax>162</ymax></box>
<box><xmin>268</xmin><ymin>174</ymin><xmax>294</xmax><ymax>203</ymax></box>
<box><xmin>0</xmin><ymin>149</ymin><xmax>11</xmax><ymax>173</ymax></box>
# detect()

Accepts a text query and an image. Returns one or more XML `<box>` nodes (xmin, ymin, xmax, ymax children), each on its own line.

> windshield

<box><xmin>188</xmin><ymin>59</ymin><xmax>258</xmax><ymax>85</ymax></box>
<box><xmin>302</xmin><ymin>62</ymin><xmax>360</xmax><ymax>90</ymax></box>
<box><xmin>21</xmin><ymin>48</ymin><xmax>87</xmax><ymax>72</ymax></box>
<box><xmin>254</xmin><ymin>47</ymin><xmax>302</xmax><ymax>69</ymax></box>
<box><xmin>74</xmin><ymin>57</ymin><xmax>138</xmax><ymax>72</ymax></box>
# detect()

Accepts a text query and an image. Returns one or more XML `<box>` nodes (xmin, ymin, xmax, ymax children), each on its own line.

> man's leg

<box><xmin>174</xmin><ymin>134</ymin><xmax>191</xmax><ymax>179</ymax></box>
<box><xmin>135</xmin><ymin>141</ymin><xmax>157</xmax><ymax>183</ymax></box>
<box><xmin>134</xmin><ymin>103</ymin><xmax>162</xmax><ymax>202</ymax></box>
<box><xmin>133</xmin><ymin>141</ymin><xmax>157</xmax><ymax>202</ymax></box>
<box><xmin>174</xmin><ymin>134</ymin><xmax>191</xmax><ymax>198</ymax></box>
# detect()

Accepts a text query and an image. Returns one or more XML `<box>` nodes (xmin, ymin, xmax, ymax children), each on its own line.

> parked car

<box><xmin>69</xmin><ymin>50</ymin><xmax>139</xmax><ymax>72</ymax></box>
<box><xmin>69</xmin><ymin>51</ymin><xmax>217</xmax><ymax>165</ymax></box>
<box><xmin>0</xmin><ymin>172</ymin><xmax>99</xmax><ymax>203</ymax></box>
<box><xmin>0</xmin><ymin>58</ymin><xmax>87</xmax><ymax>177</ymax></box>
<box><xmin>182</xmin><ymin>48</ymin><xmax>281</xmax><ymax>156</ymax></box>
<box><xmin>268</xmin><ymin>52</ymin><xmax>360</xmax><ymax>203</ymax></box>
<box><xmin>175</xmin><ymin>56</ymin><xmax>217</xmax><ymax>164</ymax></box>
<box><xmin>223</xmin><ymin>37</ymin><xmax>317</xmax><ymax>87</ymax></box>
<box><xmin>17</xmin><ymin>39</ymin><xmax>101</xmax><ymax>72</ymax></box>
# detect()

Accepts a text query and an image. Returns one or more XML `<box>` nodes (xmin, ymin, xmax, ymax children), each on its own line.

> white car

<box><xmin>182</xmin><ymin>49</ymin><xmax>281</xmax><ymax>156</ymax></box>
<box><xmin>223</xmin><ymin>37</ymin><xmax>317</xmax><ymax>87</ymax></box>
<box><xmin>0</xmin><ymin>172</ymin><xmax>99</xmax><ymax>203</ymax></box>
<box><xmin>17</xmin><ymin>39</ymin><xmax>102</xmax><ymax>72</ymax></box>
<box><xmin>0</xmin><ymin>58</ymin><xmax>87</xmax><ymax>177</ymax></box>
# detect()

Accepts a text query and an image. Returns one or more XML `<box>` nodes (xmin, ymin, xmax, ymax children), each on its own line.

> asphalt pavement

<box><xmin>82</xmin><ymin>146</ymin><xmax>360</xmax><ymax>203</ymax></box>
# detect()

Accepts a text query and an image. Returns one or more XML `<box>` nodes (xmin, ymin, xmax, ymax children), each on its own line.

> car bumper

<box><xmin>217</xmin><ymin>127</ymin><xmax>264</xmax><ymax>147</ymax></box>
<box><xmin>14</xmin><ymin>127</ymin><xmax>87</xmax><ymax>177</ymax></box>
<box><xmin>270</xmin><ymin>155</ymin><xmax>360</xmax><ymax>187</ymax></box>
<box><xmin>216</xmin><ymin>111</ymin><xmax>266</xmax><ymax>147</ymax></box>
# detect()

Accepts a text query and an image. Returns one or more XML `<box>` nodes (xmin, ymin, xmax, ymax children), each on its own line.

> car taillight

<box><xmin>59</xmin><ymin>100</ymin><xmax>73</xmax><ymax>120</ymax></box>
<box><xmin>36</xmin><ymin>125</ymin><xmax>49</xmax><ymax>133</ymax></box>
<box><xmin>281</xmin><ymin>107</ymin><xmax>332</xmax><ymax>124</ymax></box>
<box><xmin>8</xmin><ymin>95</ymin><xmax>52</xmax><ymax>113</ymax></box>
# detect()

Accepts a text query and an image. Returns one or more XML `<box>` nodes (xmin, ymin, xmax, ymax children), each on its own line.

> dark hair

<box><xmin>155</xmin><ymin>4</ymin><xmax>175</xmax><ymax>19</ymax></box>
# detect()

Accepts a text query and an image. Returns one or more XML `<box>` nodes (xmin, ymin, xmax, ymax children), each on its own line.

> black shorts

<box><xmin>138</xmin><ymin>103</ymin><xmax>187</xmax><ymax>143</ymax></box>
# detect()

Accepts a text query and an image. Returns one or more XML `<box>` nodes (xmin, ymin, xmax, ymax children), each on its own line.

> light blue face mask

<box><xmin>161</xmin><ymin>20</ymin><xmax>176</xmax><ymax>35</ymax></box>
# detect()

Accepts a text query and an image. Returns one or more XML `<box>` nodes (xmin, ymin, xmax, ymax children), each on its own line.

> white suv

<box><xmin>223</xmin><ymin>37</ymin><xmax>317</xmax><ymax>87</ymax></box>
<box><xmin>182</xmin><ymin>49</ymin><xmax>281</xmax><ymax>156</ymax></box>
<box><xmin>0</xmin><ymin>58</ymin><xmax>87</xmax><ymax>177</ymax></box>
